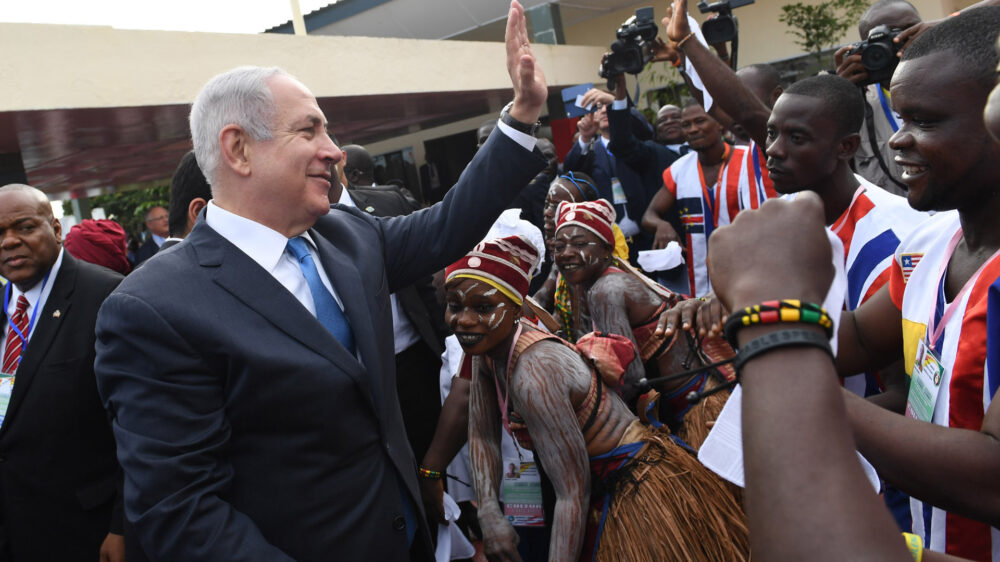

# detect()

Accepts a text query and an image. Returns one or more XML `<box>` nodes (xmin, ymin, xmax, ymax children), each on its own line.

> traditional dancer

<box><xmin>450</xmin><ymin>236</ymin><xmax>747</xmax><ymax>561</ymax></box>
<box><xmin>553</xmin><ymin>199</ymin><xmax>734</xmax><ymax>449</ymax></box>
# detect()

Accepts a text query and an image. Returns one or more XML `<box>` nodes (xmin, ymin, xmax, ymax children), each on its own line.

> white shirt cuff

<box><xmin>611</xmin><ymin>99</ymin><xmax>628</xmax><ymax>110</ymax></box>
<box><xmin>496</xmin><ymin>120</ymin><xmax>537</xmax><ymax>152</ymax></box>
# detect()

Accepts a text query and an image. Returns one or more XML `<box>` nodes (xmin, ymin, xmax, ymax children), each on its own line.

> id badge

<box><xmin>611</xmin><ymin>177</ymin><xmax>628</xmax><ymax>205</ymax></box>
<box><xmin>502</xmin><ymin>458</ymin><xmax>544</xmax><ymax>527</ymax></box>
<box><xmin>905</xmin><ymin>339</ymin><xmax>945</xmax><ymax>422</ymax></box>
<box><xmin>0</xmin><ymin>373</ymin><xmax>14</xmax><ymax>427</ymax></box>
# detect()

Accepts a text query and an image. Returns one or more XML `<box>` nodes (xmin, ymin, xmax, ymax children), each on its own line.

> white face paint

<box><xmin>455</xmin><ymin>281</ymin><xmax>481</xmax><ymax>300</ymax></box>
<box><xmin>489</xmin><ymin>310</ymin><xmax>508</xmax><ymax>330</ymax></box>
<box><xmin>483</xmin><ymin>287</ymin><xmax>498</xmax><ymax>297</ymax></box>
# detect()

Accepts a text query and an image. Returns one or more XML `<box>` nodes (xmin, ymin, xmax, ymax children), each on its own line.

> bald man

<box><xmin>0</xmin><ymin>184</ymin><xmax>124</xmax><ymax>560</ymax></box>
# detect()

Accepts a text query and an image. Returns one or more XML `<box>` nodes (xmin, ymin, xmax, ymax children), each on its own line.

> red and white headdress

<box><xmin>445</xmin><ymin>235</ymin><xmax>540</xmax><ymax>306</ymax></box>
<box><xmin>555</xmin><ymin>199</ymin><xmax>617</xmax><ymax>246</ymax></box>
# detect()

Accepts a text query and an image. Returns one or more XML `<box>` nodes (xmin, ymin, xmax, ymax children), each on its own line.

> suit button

<box><xmin>392</xmin><ymin>515</ymin><xmax>406</xmax><ymax>532</ymax></box>
<box><xmin>385</xmin><ymin>442</ymin><xmax>392</xmax><ymax>453</ymax></box>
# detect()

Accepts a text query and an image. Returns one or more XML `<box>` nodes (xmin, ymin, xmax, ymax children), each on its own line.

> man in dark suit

<box><xmin>0</xmin><ymin>184</ymin><xmax>123</xmax><ymax>561</ymax></box>
<box><xmin>131</xmin><ymin>205</ymin><xmax>169</xmax><ymax>264</ymax></box>
<box><xmin>563</xmin><ymin>99</ymin><xmax>658</xmax><ymax>260</ymax></box>
<box><xmin>339</xmin><ymin>144</ymin><xmax>448</xmax><ymax>464</ymax></box>
<box><xmin>94</xmin><ymin>3</ymin><xmax>547</xmax><ymax>560</ymax></box>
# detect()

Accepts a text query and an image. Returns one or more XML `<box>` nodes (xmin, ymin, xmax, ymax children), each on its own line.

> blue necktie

<box><xmin>286</xmin><ymin>237</ymin><xmax>356</xmax><ymax>355</ymax></box>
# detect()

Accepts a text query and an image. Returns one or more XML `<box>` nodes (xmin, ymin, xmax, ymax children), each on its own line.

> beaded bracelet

<box><xmin>733</xmin><ymin>328</ymin><xmax>834</xmax><ymax>374</ymax></box>
<box><xmin>676</xmin><ymin>31</ymin><xmax>696</xmax><ymax>50</ymax></box>
<box><xmin>723</xmin><ymin>299</ymin><xmax>833</xmax><ymax>345</ymax></box>
<box><xmin>418</xmin><ymin>467</ymin><xmax>443</xmax><ymax>480</ymax></box>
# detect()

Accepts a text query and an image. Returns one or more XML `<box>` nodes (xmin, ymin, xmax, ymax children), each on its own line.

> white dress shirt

<box><xmin>204</xmin><ymin>201</ymin><xmax>343</xmax><ymax>316</ymax></box>
<box><xmin>1</xmin><ymin>248</ymin><xmax>65</xmax><ymax>362</ymax></box>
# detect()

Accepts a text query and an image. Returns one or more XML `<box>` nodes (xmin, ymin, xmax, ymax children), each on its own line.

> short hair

<box><xmin>0</xmin><ymin>183</ymin><xmax>50</xmax><ymax>214</ymax></box>
<box><xmin>189</xmin><ymin>66</ymin><xmax>288</xmax><ymax>185</ymax></box>
<box><xmin>168</xmin><ymin>151</ymin><xmax>212</xmax><ymax>237</ymax></box>
<box><xmin>342</xmin><ymin>144</ymin><xmax>375</xmax><ymax>185</ymax></box>
<box><xmin>901</xmin><ymin>6</ymin><xmax>1000</xmax><ymax>91</ymax></box>
<box><xmin>860</xmin><ymin>0</ymin><xmax>919</xmax><ymax>34</ymax></box>
<box><xmin>739</xmin><ymin>64</ymin><xmax>781</xmax><ymax>90</ymax></box>
<box><xmin>783</xmin><ymin>74</ymin><xmax>864</xmax><ymax>138</ymax></box>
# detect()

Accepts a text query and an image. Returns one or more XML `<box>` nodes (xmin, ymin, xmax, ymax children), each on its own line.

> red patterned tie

<box><xmin>2</xmin><ymin>296</ymin><xmax>30</xmax><ymax>374</ymax></box>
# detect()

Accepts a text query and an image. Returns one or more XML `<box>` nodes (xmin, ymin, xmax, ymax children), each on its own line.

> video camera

<box><xmin>697</xmin><ymin>0</ymin><xmax>754</xmax><ymax>44</ymax></box>
<box><xmin>846</xmin><ymin>24</ymin><xmax>903</xmax><ymax>86</ymax></box>
<box><xmin>597</xmin><ymin>7</ymin><xmax>659</xmax><ymax>88</ymax></box>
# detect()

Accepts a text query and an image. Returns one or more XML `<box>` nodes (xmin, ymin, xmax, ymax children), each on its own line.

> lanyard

<box><xmin>927</xmin><ymin>228</ymin><xmax>1000</xmax><ymax>351</ymax></box>
<box><xmin>877</xmin><ymin>87</ymin><xmax>900</xmax><ymax>133</ymax></box>
<box><xmin>493</xmin><ymin>322</ymin><xmax>524</xmax><ymax>437</ymax></box>
<box><xmin>4</xmin><ymin>270</ymin><xmax>51</xmax><ymax>360</ymax></box>
<box><xmin>697</xmin><ymin>143</ymin><xmax>732</xmax><ymax>231</ymax></box>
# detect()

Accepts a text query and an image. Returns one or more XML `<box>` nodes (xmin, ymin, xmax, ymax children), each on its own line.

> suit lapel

<box><xmin>309</xmin><ymin>229</ymin><xmax>386</xmax><ymax>410</ymax></box>
<box><xmin>189</xmin><ymin>223</ymin><xmax>375</xmax><ymax>411</ymax></box>
<box><xmin>2</xmin><ymin>253</ymin><xmax>76</xmax><ymax>430</ymax></box>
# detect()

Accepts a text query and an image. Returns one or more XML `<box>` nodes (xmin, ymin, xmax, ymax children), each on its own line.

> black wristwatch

<box><xmin>500</xmin><ymin>101</ymin><xmax>540</xmax><ymax>136</ymax></box>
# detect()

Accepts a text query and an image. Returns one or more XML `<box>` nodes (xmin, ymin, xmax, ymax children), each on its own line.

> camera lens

<box><xmin>862</xmin><ymin>44</ymin><xmax>891</xmax><ymax>72</ymax></box>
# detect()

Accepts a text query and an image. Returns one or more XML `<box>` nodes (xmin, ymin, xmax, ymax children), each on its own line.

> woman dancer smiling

<box><xmin>447</xmin><ymin>235</ymin><xmax>747</xmax><ymax>562</ymax></box>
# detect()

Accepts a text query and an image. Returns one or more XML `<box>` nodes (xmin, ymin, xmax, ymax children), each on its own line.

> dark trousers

<box><xmin>394</xmin><ymin>340</ymin><xmax>444</xmax><ymax>463</ymax></box>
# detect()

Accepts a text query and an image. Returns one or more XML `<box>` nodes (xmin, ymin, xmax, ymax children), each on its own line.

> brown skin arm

<box><xmin>709</xmin><ymin>193</ymin><xmax>912</xmax><ymax>561</ymax></box>
<box><xmin>834</xmin><ymin>285</ymin><xmax>903</xmax><ymax>376</ymax></box>
<box><xmin>843</xmin><ymin>387</ymin><xmax>1000</xmax><ymax>528</ymax></box>
<box><xmin>510</xmin><ymin>345</ymin><xmax>592</xmax><ymax>561</ymax></box>
<box><xmin>641</xmin><ymin>186</ymin><xmax>682</xmax><ymax>249</ymax></box>
<box><xmin>863</xmin><ymin>359</ymin><xmax>908</xmax><ymax>414</ymax></box>
<box><xmin>586</xmin><ymin>273</ymin><xmax>662</xmax><ymax>402</ymax></box>
<box><xmin>469</xmin><ymin>359</ymin><xmax>523</xmax><ymax>562</ymax></box>
<box><xmin>666</xmin><ymin>0</ymin><xmax>770</xmax><ymax>146</ymax></box>
<box><xmin>420</xmin><ymin>375</ymin><xmax>472</xmax><ymax>524</ymax></box>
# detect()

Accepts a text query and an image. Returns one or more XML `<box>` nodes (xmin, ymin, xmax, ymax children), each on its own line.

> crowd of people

<box><xmin>1</xmin><ymin>0</ymin><xmax>1000</xmax><ymax>560</ymax></box>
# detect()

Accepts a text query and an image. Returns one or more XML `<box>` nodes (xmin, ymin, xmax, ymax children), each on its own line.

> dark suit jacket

<box><xmin>94</xmin><ymin>129</ymin><xmax>545</xmax><ymax>561</ymax></box>
<box><xmin>0</xmin><ymin>253</ymin><xmax>122</xmax><ymax>560</ymax></box>
<box><xmin>563</xmin><ymin>134</ymin><xmax>658</xmax><ymax>229</ymax></box>
<box><xmin>348</xmin><ymin>186</ymin><xmax>447</xmax><ymax>356</ymax></box>
<box><xmin>132</xmin><ymin>236</ymin><xmax>159</xmax><ymax>264</ymax></box>
<box><xmin>607</xmin><ymin>106</ymin><xmax>679</xmax><ymax>188</ymax></box>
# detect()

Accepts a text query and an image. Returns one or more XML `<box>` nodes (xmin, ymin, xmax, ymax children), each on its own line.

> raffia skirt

<box><xmin>587</xmin><ymin>421</ymin><xmax>749</xmax><ymax>562</ymax></box>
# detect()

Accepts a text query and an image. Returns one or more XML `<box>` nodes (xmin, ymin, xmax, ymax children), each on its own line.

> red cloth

<box><xmin>64</xmin><ymin>219</ymin><xmax>131</xmax><ymax>275</ymax></box>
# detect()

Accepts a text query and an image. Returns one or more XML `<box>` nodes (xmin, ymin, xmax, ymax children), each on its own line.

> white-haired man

<box><xmin>93</xmin><ymin>2</ymin><xmax>548</xmax><ymax>560</ymax></box>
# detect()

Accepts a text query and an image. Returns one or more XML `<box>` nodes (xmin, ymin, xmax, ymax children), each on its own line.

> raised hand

<box><xmin>665</xmin><ymin>0</ymin><xmax>694</xmax><ymax>43</ymax></box>
<box><xmin>577</xmin><ymin>113</ymin><xmax>599</xmax><ymax>143</ymax></box>
<box><xmin>505</xmin><ymin>0</ymin><xmax>548</xmax><ymax>124</ymax></box>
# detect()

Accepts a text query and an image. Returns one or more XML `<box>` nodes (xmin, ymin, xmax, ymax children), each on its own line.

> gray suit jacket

<box><xmin>95</xmin><ymin>129</ymin><xmax>545</xmax><ymax>561</ymax></box>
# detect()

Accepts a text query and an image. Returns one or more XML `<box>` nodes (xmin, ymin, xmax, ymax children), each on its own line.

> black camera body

<box><xmin>598</xmin><ymin>7</ymin><xmax>659</xmax><ymax>81</ymax></box>
<box><xmin>697</xmin><ymin>0</ymin><xmax>754</xmax><ymax>44</ymax></box>
<box><xmin>847</xmin><ymin>24</ymin><xmax>903</xmax><ymax>86</ymax></box>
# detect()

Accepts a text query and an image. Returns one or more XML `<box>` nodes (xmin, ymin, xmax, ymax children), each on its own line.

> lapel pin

<box><xmin>52</xmin><ymin>310</ymin><xmax>61</xmax><ymax>318</ymax></box>
<box><xmin>365</xmin><ymin>206</ymin><xmax>376</xmax><ymax>214</ymax></box>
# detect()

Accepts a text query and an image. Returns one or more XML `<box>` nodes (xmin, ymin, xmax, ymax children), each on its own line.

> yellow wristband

<box><xmin>902</xmin><ymin>532</ymin><xmax>923</xmax><ymax>562</ymax></box>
